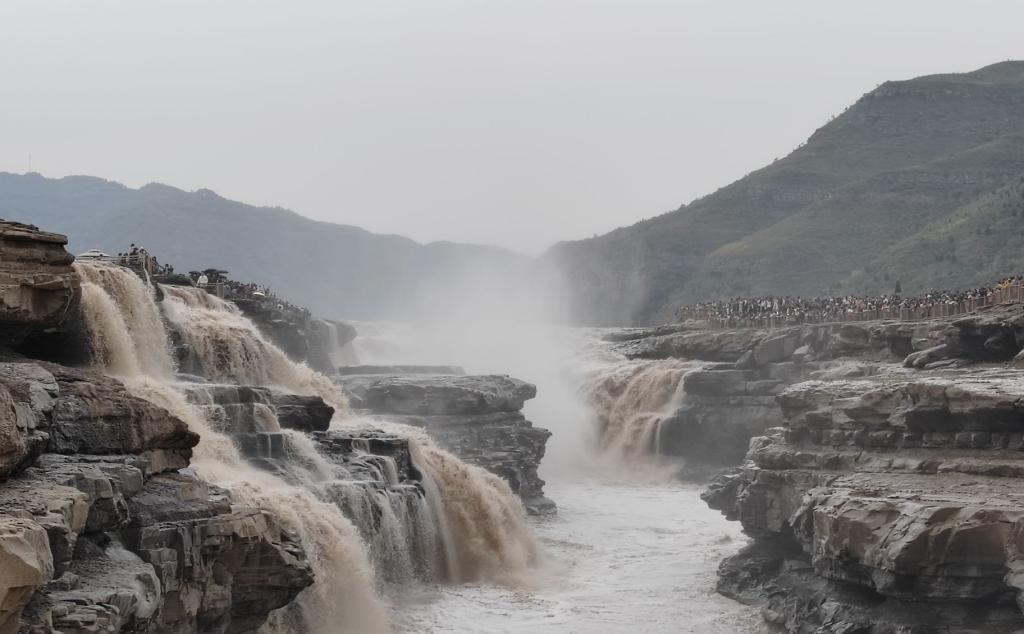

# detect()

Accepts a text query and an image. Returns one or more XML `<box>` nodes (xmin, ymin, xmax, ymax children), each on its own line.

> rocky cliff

<box><xmin>0</xmin><ymin>357</ymin><xmax>318</xmax><ymax>633</ymax></box>
<box><xmin>0</xmin><ymin>221</ymin><xmax>79</xmax><ymax>343</ymax></box>
<box><xmin>1</xmin><ymin>220</ymin><xmax>550</xmax><ymax>632</ymax></box>
<box><xmin>611</xmin><ymin>302</ymin><xmax>1024</xmax><ymax>631</ymax></box>
<box><xmin>0</xmin><ymin>238</ymin><xmax>316</xmax><ymax>633</ymax></box>
<box><xmin>335</xmin><ymin>367</ymin><xmax>555</xmax><ymax>515</ymax></box>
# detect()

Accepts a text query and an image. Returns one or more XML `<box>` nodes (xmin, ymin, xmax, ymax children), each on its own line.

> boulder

<box><xmin>903</xmin><ymin>343</ymin><xmax>949</xmax><ymax>368</ymax></box>
<box><xmin>0</xmin><ymin>363</ymin><xmax>59</xmax><ymax>480</ymax></box>
<box><xmin>123</xmin><ymin>473</ymin><xmax>313</xmax><ymax>633</ymax></box>
<box><xmin>753</xmin><ymin>330</ymin><xmax>801</xmax><ymax>366</ymax></box>
<box><xmin>46</xmin><ymin>366</ymin><xmax>198</xmax><ymax>457</ymax></box>
<box><xmin>0</xmin><ymin>517</ymin><xmax>53</xmax><ymax>634</ymax></box>
<box><xmin>271</xmin><ymin>393</ymin><xmax>334</xmax><ymax>431</ymax></box>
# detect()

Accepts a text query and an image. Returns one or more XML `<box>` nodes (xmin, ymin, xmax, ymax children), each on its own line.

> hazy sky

<box><xmin>1</xmin><ymin>1</ymin><xmax>1022</xmax><ymax>253</ymax></box>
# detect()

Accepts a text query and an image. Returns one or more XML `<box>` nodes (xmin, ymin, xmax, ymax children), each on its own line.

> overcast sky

<box><xmin>1</xmin><ymin>1</ymin><xmax>1022</xmax><ymax>253</ymax></box>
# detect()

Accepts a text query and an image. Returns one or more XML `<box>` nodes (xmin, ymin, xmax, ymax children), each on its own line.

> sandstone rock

<box><xmin>753</xmin><ymin>330</ymin><xmax>801</xmax><ymax>366</ymax></box>
<box><xmin>36</xmin><ymin>536</ymin><xmax>162</xmax><ymax>634</ymax></box>
<box><xmin>373</xmin><ymin>411</ymin><xmax>555</xmax><ymax>514</ymax></box>
<box><xmin>336</xmin><ymin>374</ymin><xmax>537</xmax><ymax>416</ymax></box>
<box><xmin>0</xmin><ymin>517</ymin><xmax>53</xmax><ymax>634</ymax></box>
<box><xmin>0</xmin><ymin>480</ymin><xmax>89</xmax><ymax>576</ymax></box>
<box><xmin>0</xmin><ymin>363</ymin><xmax>59</xmax><ymax>480</ymax></box>
<box><xmin>47</xmin><ymin>366</ymin><xmax>198</xmax><ymax>457</ymax></box>
<box><xmin>903</xmin><ymin>343</ymin><xmax>949</xmax><ymax>368</ymax></box>
<box><xmin>707</xmin><ymin>370</ymin><xmax>1024</xmax><ymax>632</ymax></box>
<box><xmin>335</xmin><ymin>365</ymin><xmax>465</xmax><ymax>376</ymax></box>
<box><xmin>123</xmin><ymin>473</ymin><xmax>313</xmax><ymax>633</ymax></box>
<box><xmin>270</xmin><ymin>393</ymin><xmax>334</xmax><ymax>431</ymax></box>
<box><xmin>337</xmin><ymin>370</ymin><xmax>554</xmax><ymax>514</ymax></box>
<box><xmin>0</xmin><ymin>221</ymin><xmax>79</xmax><ymax>345</ymax></box>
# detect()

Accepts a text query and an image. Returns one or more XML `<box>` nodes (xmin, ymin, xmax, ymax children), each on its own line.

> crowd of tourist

<box><xmin>116</xmin><ymin>244</ymin><xmax>175</xmax><ymax>276</ymax></box>
<box><xmin>676</xmin><ymin>276</ymin><xmax>1024</xmax><ymax>327</ymax></box>
<box><xmin>190</xmin><ymin>271</ymin><xmax>311</xmax><ymax>318</ymax></box>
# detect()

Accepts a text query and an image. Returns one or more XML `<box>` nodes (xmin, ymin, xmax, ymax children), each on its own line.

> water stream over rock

<box><xmin>72</xmin><ymin>260</ymin><xmax>543</xmax><ymax>632</ymax></box>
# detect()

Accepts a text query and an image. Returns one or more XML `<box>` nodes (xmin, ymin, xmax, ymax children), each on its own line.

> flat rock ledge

<box><xmin>610</xmin><ymin>303</ymin><xmax>1024</xmax><ymax>475</ymax></box>
<box><xmin>334</xmin><ymin>371</ymin><xmax>555</xmax><ymax>515</ymax></box>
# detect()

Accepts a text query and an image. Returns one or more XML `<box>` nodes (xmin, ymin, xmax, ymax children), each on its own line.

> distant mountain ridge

<box><xmin>0</xmin><ymin>173</ymin><xmax>528</xmax><ymax>320</ymax></box>
<box><xmin>544</xmin><ymin>60</ymin><xmax>1024</xmax><ymax>325</ymax></box>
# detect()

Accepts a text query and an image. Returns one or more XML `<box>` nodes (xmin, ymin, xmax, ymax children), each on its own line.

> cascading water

<box><xmin>319</xmin><ymin>319</ymin><xmax>360</xmax><ymax>368</ymax></box>
<box><xmin>73</xmin><ymin>261</ymin><xmax>542</xmax><ymax>632</ymax></box>
<box><xmin>580</xmin><ymin>358</ymin><xmax>698</xmax><ymax>459</ymax></box>
<box><xmin>392</xmin><ymin>423</ymin><xmax>540</xmax><ymax>585</ymax></box>
<box><xmin>74</xmin><ymin>261</ymin><xmax>390</xmax><ymax>634</ymax></box>
<box><xmin>160</xmin><ymin>283</ymin><xmax>542</xmax><ymax>586</ymax></box>
<box><xmin>161</xmin><ymin>285</ymin><xmax>351</xmax><ymax>415</ymax></box>
<box><xmin>75</xmin><ymin>262</ymin><xmax>175</xmax><ymax>378</ymax></box>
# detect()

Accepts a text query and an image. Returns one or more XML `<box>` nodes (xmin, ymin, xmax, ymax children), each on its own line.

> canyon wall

<box><xmin>613</xmin><ymin>300</ymin><xmax>1024</xmax><ymax>632</ymax></box>
<box><xmin>0</xmin><ymin>219</ymin><xmax>548</xmax><ymax>633</ymax></box>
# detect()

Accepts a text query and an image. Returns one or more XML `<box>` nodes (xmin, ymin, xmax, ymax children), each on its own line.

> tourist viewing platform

<box><xmin>676</xmin><ymin>277</ymin><xmax>1024</xmax><ymax>328</ymax></box>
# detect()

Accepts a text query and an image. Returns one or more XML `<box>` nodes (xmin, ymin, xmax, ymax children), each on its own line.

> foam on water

<box><xmin>391</xmin><ymin>477</ymin><xmax>762</xmax><ymax>634</ymax></box>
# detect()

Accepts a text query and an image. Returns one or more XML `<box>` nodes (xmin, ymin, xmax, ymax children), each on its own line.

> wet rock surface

<box><xmin>0</xmin><ymin>361</ymin><xmax>317</xmax><ymax>632</ymax></box>
<box><xmin>335</xmin><ymin>371</ymin><xmax>555</xmax><ymax>514</ymax></box>
<box><xmin>232</xmin><ymin>298</ymin><xmax>348</xmax><ymax>375</ymax></box>
<box><xmin>2</xmin><ymin>221</ymin><xmax>557</xmax><ymax>632</ymax></box>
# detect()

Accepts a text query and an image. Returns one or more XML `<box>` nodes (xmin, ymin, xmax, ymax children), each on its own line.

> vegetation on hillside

<box><xmin>545</xmin><ymin>61</ymin><xmax>1024</xmax><ymax>325</ymax></box>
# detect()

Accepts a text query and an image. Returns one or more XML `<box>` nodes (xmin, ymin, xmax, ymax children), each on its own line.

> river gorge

<box><xmin>5</xmin><ymin>217</ymin><xmax>1024</xmax><ymax>634</ymax></box>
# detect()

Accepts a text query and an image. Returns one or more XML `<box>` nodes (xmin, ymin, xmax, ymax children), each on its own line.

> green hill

<box><xmin>545</xmin><ymin>61</ymin><xmax>1024</xmax><ymax>325</ymax></box>
<box><xmin>0</xmin><ymin>173</ymin><xmax>528</xmax><ymax>320</ymax></box>
<box><xmin>849</xmin><ymin>176</ymin><xmax>1024</xmax><ymax>293</ymax></box>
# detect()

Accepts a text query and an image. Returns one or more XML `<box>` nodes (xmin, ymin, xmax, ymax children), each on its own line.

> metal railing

<box><xmin>676</xmin><ymin>284</ymin><xmax>1024</xmax><ymax>329</ymax></box>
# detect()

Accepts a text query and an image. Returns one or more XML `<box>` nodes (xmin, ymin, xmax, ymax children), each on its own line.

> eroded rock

<box><xmin>0</xmin><ymin>221</ymin><xmax>79</xmax><ymax>345</ymax></box>
<box><xmin>335</xmin><ymin>371</ymin><xmax>554</xmax><ymax>514</ymax></box>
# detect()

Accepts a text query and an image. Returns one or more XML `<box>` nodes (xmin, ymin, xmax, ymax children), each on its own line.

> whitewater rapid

<box><xmin>391</xmin><ymin>476</ymin><xmax>761</xmax><ymax>633</ymax></box>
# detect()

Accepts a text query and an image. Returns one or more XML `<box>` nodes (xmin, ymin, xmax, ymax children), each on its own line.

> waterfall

<box><xmin>74</xmin><ymin>261</ymin><xmax>390</xmax><ymax>634</ymax></box>
<box><xmin>580</xmin><ymin>358</ymin><xmax>697</xmax><ymax>458</ymax></box>
<box><xmin>161</xmin><ymin>285</ymin><xmax>351</xmax><ymax>415</ymax></box>
<box><xmin>73</xmin><ymin>261</ymin><xmax>542</xmax><ymax>631</ymax></box>
<box><xmin>389</xmin><ymin>423</ymin><xmax>540</xmax><ymax>585</ymax></box>
<box><xmin>319</xmin><ymin>319</ymin><xmax>356</xmax><ymax>368</ymax></box>
<box><xmin>160</xmin><ymin>282</ymin><xmax>541</xmax><ymax>584</ymax></box>
<box><xmin>75</xmin><ymin>262</ymin><xmax>175</xmax><ymax>379</ymax></box>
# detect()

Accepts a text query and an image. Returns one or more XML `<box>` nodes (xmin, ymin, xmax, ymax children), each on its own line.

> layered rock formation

<box><xmin>232</xmin><ymin>298</ymin><xmax>348</xmax><ymax>375</ymax></box>
<box><xmin>1</xmin><ymin>220</ymin><xmax>551</xmax><ymax>632</ymax></box>
<box><xmin>594</xmin><ymin>299</ymin><xmax>1024</xmax><ymax>630</ymax></box>
<box><xmin>335</xmin><ymin>367</ymin><xmax>555</xmax><ymax>515</ymax></box>
<box><xmin>0</xmin><ymin>224</ymin><xmax>315</xmax><ymax>631</ymax></box>
<box><xmin>606</xmin><ymin>303</ymin><xmax>1024</xmax><ymax>632</ymax></box>
<box><xmin>0</xmin><ymin>221</ymin><xmax>79</xmax><ymax>345</ymax></box>
<box><xmin>603</xmin><ymin>308</ymin><xmax>1024</xmax><ymax>473</ymax></box>
<box><xmin>0</xmin><ymin>360</ymin><xmax>314</xmax><ymax>633</ymax></box>
<box><xmin>704</xmin><ymin>368</ymin><xmax>1024</xmax><ymax>633</ymax></box>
